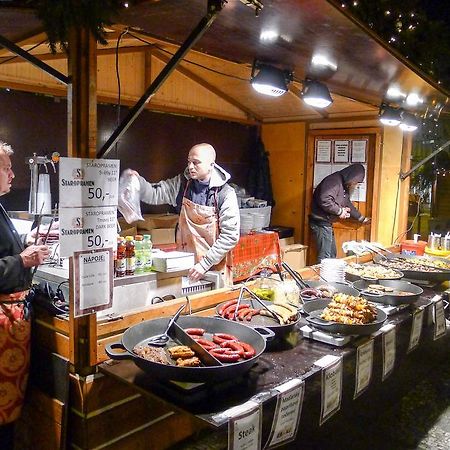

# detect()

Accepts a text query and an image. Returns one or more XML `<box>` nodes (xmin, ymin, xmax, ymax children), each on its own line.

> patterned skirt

<box><xmin>0</xmin><ymin>291</ymin><xmax>30</xmax><ymax>425</ymax></box>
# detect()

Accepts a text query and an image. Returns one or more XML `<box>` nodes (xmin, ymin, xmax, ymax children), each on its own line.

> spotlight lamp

<box><xmin>301</xmin><ymin>79</ymin><xmax>333</xmax><ymax>108</ymax></box>
<box><xmin>399</xmin><ymin>111</ymin><xmax>420</xmax><ymax>132</ymax></box>
<box><xmin>251</xmin><ymin>60</ymin><xmax>293</xmax><ymax>97</ymax></box>
<box><xmin>379</xmin><ymin>104</ymin><xmax>402</xmax><ymax>126</ymax></box>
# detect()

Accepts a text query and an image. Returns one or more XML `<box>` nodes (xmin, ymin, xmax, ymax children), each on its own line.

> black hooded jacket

<box><xmin>310</xmin><ymin>164</ymin><xmax>366</xmax><ymax>225</ymax></box>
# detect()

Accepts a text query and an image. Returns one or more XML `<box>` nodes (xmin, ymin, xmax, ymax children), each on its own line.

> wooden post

<box><xmin>67</xmin><ymin>26</ymin><xmax>98</xmax><ymax>374</ymax></box>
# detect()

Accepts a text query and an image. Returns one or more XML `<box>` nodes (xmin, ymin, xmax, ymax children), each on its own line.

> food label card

<box><xmin>320</xmin><ymin>357</ymin><xmax>343</xmax><ymax>425</ymax></box>
<box><xmin>382</xmin><ymin>324</ymin><xmax>396</xmax><ymax>381</ymax></box>
<box><xmin>354</xmin><ymin>339</ymin><xmax>374</xmax><ymax>398</ymax></box>
<box><xmin>228</xmin><ymin>401</ymin><xmax>262</xmax><ymax>450</ymax></box>
<box><xmin>433</xmin><ymin>299</ymin><xmax>447</xmax><ymax>340</ymax></box>
<box><xmin>266</xmin><ymin>379</ymin><xmax>304</xmax><ymax>448</ymax></box>
<box><xmin>407</xmin><ymin>309</ymin><xmax>424</xmax><ymax>353</ymax></box>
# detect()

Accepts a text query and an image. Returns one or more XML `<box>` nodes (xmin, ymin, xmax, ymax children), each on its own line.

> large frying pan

<box><xmin>215</xmin><ymin>299</ymin><xmax>300</xmax><ymax>338</ymax></box>
<box><xmin>373</xmin><ymin>254</ymin><xmax>450</xmax><ymax>282</ymax></box>
<box><xmin>302</xmin><ymin>298</ymin><xmax>387</xmax><ymax>335</ymax></box>
<box><xmin>344</xmin><ymin>264</ymin><xmax>404</xmax><ymax>282</ymax></box>
<box><xmin>105</xmin><ymin>316</ymin><xmax>272</xmax><ymax>383</ymax></box>
<box><xmin>352</xmin><ymin>279</ymin><xmax>423</xmax><ymax>306</ymax></box>
<box><xmin>303</xmin><ymin>280</ymin><xmax>360</xmax><ymax>297</ymax></box>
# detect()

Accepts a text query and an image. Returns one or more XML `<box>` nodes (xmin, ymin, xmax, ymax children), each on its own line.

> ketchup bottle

<box><xmin>125</xmin><ymin>235</ymin><xmax>136</xmax><ymax>276</ymax></box>
<box><xmin>116</xmin><ymin>236</ymin><xmax>126</xmax><ymax>277</ymax></box>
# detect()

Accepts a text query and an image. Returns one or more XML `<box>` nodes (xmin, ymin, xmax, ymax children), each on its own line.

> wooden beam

<box><xmin>67</xmin><ymin>25</ymin><xmax>98</xmax><ymax>374</ymax></box>
<box><xmin>0</xmin><ymin>31</ymin><xmax>48</xmax><ymax>57</ymax></box>
<box><xmin>152</xmin><ymin>49</ymin><xmax>261</xmax><ymax>122</ymax></box>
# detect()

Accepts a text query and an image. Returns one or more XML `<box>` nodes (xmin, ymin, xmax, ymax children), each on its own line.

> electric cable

<box><xmin>0</xmin><ymin>39</ymin><xmax>47</xmax><ymax>66</ymax></box>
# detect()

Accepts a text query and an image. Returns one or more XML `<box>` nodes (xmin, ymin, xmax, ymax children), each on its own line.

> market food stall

<box><xmin>0</xmin><ymin>1</ymin><xmax>449</xmax><ymax>449</ymax></box>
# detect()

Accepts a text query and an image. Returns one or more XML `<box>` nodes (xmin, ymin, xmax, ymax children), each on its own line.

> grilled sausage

<box><xmin>184</xmin><ymin>328</ymin><xmax>205</xmax><ymax>336</ymax></box>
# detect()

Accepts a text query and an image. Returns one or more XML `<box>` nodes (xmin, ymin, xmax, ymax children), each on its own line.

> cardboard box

<box><xmin>152</xmin><ymin>251</ymin><xmax>195</xmax><ymax>272</ymax></box>
<box><xmin>139</xmin><ymin>227</ymin><xmax>176</xmax><ymax>245</ymax></box>
<box><xmin>138</xmin><ymin>213</ymin><xmax>179</xmax><ymax>231</ymax></box>
<box><xmin>282</xmin><ymin>244</ymin><xmax>308</xmax><ymax>271</ymax></box>
<box><xmin>119</xmin><ymin>226</ymin><xmax>137</xmax><ymax>238</ymax></box>
<box><xmin>279</xmin><ymin>237</ymin><xmax>295</xmax><ymax>247</ymax></box>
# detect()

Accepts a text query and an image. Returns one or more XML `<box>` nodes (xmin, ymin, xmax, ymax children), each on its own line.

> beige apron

<box><xmin>177</xmin><ymin>182</ymin><xmax>233</xmax><ymax>286</ymax></box>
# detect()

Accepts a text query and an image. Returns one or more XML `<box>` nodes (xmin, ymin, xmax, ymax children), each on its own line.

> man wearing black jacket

<box><xmin>309</xmin><ymin>163</ymin><xmax>370</xmax><ymax>263</ymax></box>
<box><xmin>0</xmin><ymin>142</ymin><xmax>49</xmax><ymax>449</ymax></box>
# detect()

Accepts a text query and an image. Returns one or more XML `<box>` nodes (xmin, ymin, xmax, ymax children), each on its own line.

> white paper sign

<box><xmin>313</xmin><ymin>164</ymin><xmax>333</xmax><ymax>188</ymax></box>
<box><xmin>316</xmin><ymin>140</ymin><xmax>332</xmax><ymax>162</ymax></box>
<box><xmin>351</xmin><ymin>140</ymin><xmax>367</xmax><ymax>162</ymax></box>
<box><xmin>382</xmin><ymin>325</ymin><xmax>396</xmax><ymax>381</ymax></box>
<box><xmin>334</xmin><ymin>140</ymin><xmax>350</xmax><ymax>163</ymax></box>
<box><xmin>320</xmin><ymin>358</ymin><xmax>343</xmax><ymax>425</ymax></box>
<box><xmin>59</xmin><ymin>206</ymin><xmax>117</xmax><ymax>257</ymax></box>
<box><xmin>73</xmin><ymin>248</ymin><xmax>113</xmax><ymax>317</ymax></box>
<box><xmin>59</xmin><ymin>157</ymin><xmax>120</xmax><ymax>207</ymax></box>
<box><xmin>354</xmin><ymin>339</ymin><xmax>374</xmax><ymax>398</ymax></box>
<box><xmin>266</xmin><ymin>379</ymin><xmax>304</xmax><ymax>448</ymax></box>
<box><xmin>407</xmin><ymin>309</ymin><xmax>424</xmax><ymax>353</ymax></box>
<box><xmin>433</xmin><ymin>299</ymin><xmax>447</xmax><ymax>340</ymax></box>
<box><xmin>228</xmin><ymin>402</ymin><xmax>262</xmax><ymax>450</ymax></box>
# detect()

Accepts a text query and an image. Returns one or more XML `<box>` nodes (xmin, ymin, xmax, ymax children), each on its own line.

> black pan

<box><xmin>302</xmin><ymin>280</ymin><xmax>360</xmax><ymax>298</ymax></box>
<box><xmin>215</xmin><ymin>299</ymin><xmax>300</xmax><ymax>338</ymax></box>
<box><xmin>345</xmin><ymin>264</ymin><xmax>404</xmax><ymax>282</ymax></box>
<box><xmin>105</xmin><ymin>316</ymin><xmax>273</xmax><ymax>383</ymax></box>
<box><xmin>352</xmin><ymin>279</ymin><xmax>423</xmax><ymax>306</ymax></box>
<box><xmin>302</xmin><ymin>298</ymin><xmax>387</xmax><ymax>335</ymax></box>
<box><xmin>373</xmin><ymin>254</ymin><xmax>450</xmax><ymax>282</ymax></box>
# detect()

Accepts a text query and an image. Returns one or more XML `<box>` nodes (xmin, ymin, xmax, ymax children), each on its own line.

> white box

<box><xmin>152</xmin><ymin>251</ymin><xmax>195</xmax><ymax>272</ymax></box>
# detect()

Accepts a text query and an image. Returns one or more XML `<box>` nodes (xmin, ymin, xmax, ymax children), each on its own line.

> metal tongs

<box><xmin>234</xmin><ymin>284</ymin><xmax>283</xmax><ymax>324</ymax></box>
<box><xmin>281</xmin><ymin>261</ymin><xmax>309</xmax><ymax>289</ymax></box>
<box><xmin>147</xmin><ymin>303</ymin><xmax>185</xmax><ymax>347</ymax></box>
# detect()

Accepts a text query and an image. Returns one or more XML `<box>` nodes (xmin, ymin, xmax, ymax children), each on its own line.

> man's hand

<box><xmin>339</xmin><ymin>207</ymin><xmax>351</xmax><ymax>219</ymax></box>
<box><xmin>362</xmin><ymin>217</ymin><xmax>371</xmax><ymax>225</ymax></box>
<box><xmin>188</xmin><ymin>263</ymin><xmax>206</xmax><ymax>282</ymax></box>
<box><xmin>20</xmin><ymin>245</ymin><xmax>50</xmax><ymax>268</ymax></box>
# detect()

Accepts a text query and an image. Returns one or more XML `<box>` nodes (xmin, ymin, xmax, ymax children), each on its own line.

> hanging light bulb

<box><xmin>251</xmin><ymin>60</ymin><xmax>292</xmax><ymax>97</ymax></box>
<box><xmin>301</xmin><ymin>79</ymin><xmax>333</xmax><ymax>108</ymax></box>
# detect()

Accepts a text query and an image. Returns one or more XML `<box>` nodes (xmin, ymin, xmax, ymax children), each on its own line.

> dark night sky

<box><xmin>421</xmin><ymin>0</ymin><xmax>450</xmax><ymax>26</ymax></box>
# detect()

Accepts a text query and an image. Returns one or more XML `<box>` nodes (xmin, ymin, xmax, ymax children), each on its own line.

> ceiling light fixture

<box><xmin>405</xmin><ymin>93</ymin><xmax>423</xmax><ymax>106</ymax></box>
<box><xmin>301</xmin><ymin>79</ymin><xmax>333</xmax><ymax>108</ymax></box>
<box><xmin>379</xmin><ymin>104</ymin><xmax>402</xmax><ymax>126</ymax></box>
<box><xmin>251</xmin><ymin>60</ymin><xmax>293</xmax><ymax>97</ymax></box>
<box><xmin>399</xmin><ymin>111</ymin><xmax>420</xmax><ymax>132</ymax></box>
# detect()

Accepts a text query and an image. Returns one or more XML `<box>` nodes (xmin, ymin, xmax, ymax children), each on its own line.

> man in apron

<box><xmin>0</xmin><ymin>142</ymin><xmax>49</xmax><ymax>449</ymax></box>
<box><xmin>128</xmin><ymin>143</ymin><xmax>240</xmax><ymax>285</ymax></box>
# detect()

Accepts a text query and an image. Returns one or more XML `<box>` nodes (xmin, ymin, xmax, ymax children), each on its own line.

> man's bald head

<box><xmin>187</xmin><ymin>143</ymin><xmax>217</xmax><ymax>182</ymax></box>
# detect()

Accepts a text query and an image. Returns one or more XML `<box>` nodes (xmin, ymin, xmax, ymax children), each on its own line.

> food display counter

<box><xmin>21</xmin><ymin>250</ymin><xmax>450</xmax><ymax>449</ymax></box>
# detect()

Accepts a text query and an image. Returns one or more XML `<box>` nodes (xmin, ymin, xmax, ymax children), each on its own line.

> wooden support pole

<box><xmin>67</xmin><ymin>26</ymin><xmax>98</xmax><ymax>374</ymax></box>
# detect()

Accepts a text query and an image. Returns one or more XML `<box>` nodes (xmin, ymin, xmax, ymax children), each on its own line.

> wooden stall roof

<box><xmin>0</xmin><ymin>0</ymin><xmax>448</xmax><ymax>124</ymax></box>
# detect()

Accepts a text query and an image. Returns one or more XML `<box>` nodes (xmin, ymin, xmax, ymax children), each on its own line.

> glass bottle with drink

<box><xmin>116</xmin><ymin>236</ymin><xmax>126</xmax><ymax>277</ymax></box>
<box><xmin>125</xmin><ymin>235</ymin><xmax>136</xmax><ymax>276</ymax></box>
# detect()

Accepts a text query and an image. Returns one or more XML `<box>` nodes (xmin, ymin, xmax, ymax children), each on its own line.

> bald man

<box><xmin>128</xmin><ymin>143</ymin><xmax>240</xmax><ymax>284</ymax></box>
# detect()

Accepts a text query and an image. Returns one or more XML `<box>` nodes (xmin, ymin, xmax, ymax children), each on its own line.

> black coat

<box><xmin>0</xmin><ymin>203</ymin><xmax>31</xmax><ymax>294</ymax></box>
<box><xmin>311</xmin><ymin>164</ymin><xmax>365</xmax><ymax>224</ymax></box>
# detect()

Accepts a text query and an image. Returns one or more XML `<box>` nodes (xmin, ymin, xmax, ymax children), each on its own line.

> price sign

<box><xmin>433</xmin><ymin>299</ymin><xmax>447</xmax><ymax>340</ymax></box>
<box><xmin>382</xmin><ymin>324</ymin><xmax>396</xmax><ymax>381</ymax></box>
<box><xmin>228</xmin><ymin>402</ymin><xmax>262</xmax><ymax>450</ymax></box>
<box><xmin>320</xmin><ymin>357</ymin><xmax>343</xmax><ymax>425</ymax></box>
<box><xmin>354</xmin><ymin>339</ymin><xmax>374</xmax><ymax>398</ymax></box>
<box><xmin>73</xmin><ymin>248</ymin><xmax>113</xmax><ymax>317</ymax></box>
<box><xmin>59</xmin><ymin>157</ymin><xmax>119</xmax><ymax>207</ymax></box>
<box><xmin>59</xmin><ymin>206</ymin><xmax>117</xmax><ymax>257</ymax></box>
<box><xmin>266</xmin><ymin>378</ymin><xmax>304</xmax><ymax>448</ymax></box>
<box><xmin>407</xmin><ymin>309</ymin><xmax>424</xmax><ymax>353</ymax></box>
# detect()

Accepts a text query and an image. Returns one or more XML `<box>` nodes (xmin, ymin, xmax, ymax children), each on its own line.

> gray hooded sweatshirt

<box><xmin>139</xmin><ymin>164</ymin><xmax>240</xmax><ymax>271</ymax></box>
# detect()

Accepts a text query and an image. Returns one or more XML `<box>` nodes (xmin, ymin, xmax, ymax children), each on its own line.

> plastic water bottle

<box><xmin>134</xmin><ymin>235</ymin><xmax>145</xmax><ymax>274</ymax></box>
<box><xmin>142</xmin><ymin>234</ymin><xmax>153</xmax><ymax>272</ymax></box>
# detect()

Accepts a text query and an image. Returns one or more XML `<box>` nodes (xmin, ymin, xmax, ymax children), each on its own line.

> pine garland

<box><xmin>29</xmin><ymin>0</ymin><xmax>125</xmax><ymax>53</ymax></box>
